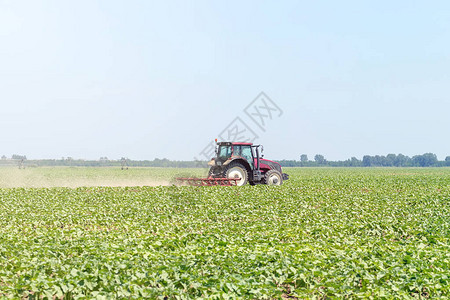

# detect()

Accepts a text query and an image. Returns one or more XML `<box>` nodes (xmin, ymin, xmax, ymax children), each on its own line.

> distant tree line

<box><xmin>0</xmin><ymin>156</ymin><xmax>207</xmax><ymax>168</ymax></box>
<box><xmin>1</xmin><ymin>153</ymin><xmax>449</xmax><ymax>168</ymax></box>
<box><xmin>277</xmin><ymin>153</ymin><xmax>450</xmax><ymax>167</ymax></box>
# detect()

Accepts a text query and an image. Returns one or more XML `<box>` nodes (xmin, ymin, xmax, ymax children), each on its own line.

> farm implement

<box><xmin>175</xmin><ymin>177</ymin><xmax>241</xmax><ymax>186</ymax></box>
<box><xmin>176</xmin><ymin>141</ymin><xmax>289</xmax><ymax>186</ymax></box>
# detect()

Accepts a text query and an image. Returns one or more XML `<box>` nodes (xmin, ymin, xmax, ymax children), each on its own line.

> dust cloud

<box><xmin>0</xmin><ymin>168</ymin><xmax>172</xmax><ymax>188</ymax></box>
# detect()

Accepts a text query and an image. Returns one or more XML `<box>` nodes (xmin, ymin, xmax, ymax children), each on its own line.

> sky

<box><xmin>1</xmin><ymin>0</ymin><xmax>449</xmax><ymax>161</ymax></box>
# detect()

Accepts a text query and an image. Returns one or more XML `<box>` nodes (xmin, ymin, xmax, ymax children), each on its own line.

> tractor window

<box><xmin>241</xmin><ymin>146</ymin><xmax>253</xmax><ymax>164</ymax></box>
<box><xmin>233</xmin><ymin>145</ymin><xmax>242</xmax><ymax>156</ymax></box>
<box><xmin>218</xmin><ymin>145</ymin><xmax>232</xmax><ymax>158</ymax></box>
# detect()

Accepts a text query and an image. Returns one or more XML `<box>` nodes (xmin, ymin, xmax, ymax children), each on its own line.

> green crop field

<box><xmin>0</xmin><ymin>167</ymin><xmax>449</xmax><ymax>299</ymax></box>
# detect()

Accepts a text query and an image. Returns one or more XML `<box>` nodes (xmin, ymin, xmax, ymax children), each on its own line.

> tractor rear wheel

<box><xmin>225</xmin><ymin>162</ymin><xmax>248</xmax><ymax>186</ymax></box>
<box><xmin>265</xmin><ymin>169</ymin><xmax>283</xmax><ymax>186</ymax></box>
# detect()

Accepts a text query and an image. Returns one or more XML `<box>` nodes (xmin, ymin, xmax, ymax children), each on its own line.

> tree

<box><xmin>386</xmin><ymin>154</ymin><xmax>396</xmax><ymax>167</ymax></box>
<box><xmin>394</xmin><ymin>154</ymin><xmax>410</xmax><ymax>167</ymax></box>
<box><xmin>374</xmin><ymin>155</ymin><xmax>385</xmax><ymax>166</ymax></box>
<box><xmin>362</xmin><ymin>155</ymin><xmax>372</xmax><ymax>167</ymax></box>
<box><xmin>300</xmin><ymin>154</ymin><xmax>308</xmax><ymax>162</ymax></box>
<box><xmin>350</xmin><ymin>157</ymin><xmax>361</xmax><ymax>167</ymax></box>
<box><xmin>446</xmin><ymin>156</ymin><xmax>450</xmax><ymax>167</ymax></box>
<box><xmin>412</xmin><ymin>153</ymin><xmax>438</xmax><ymax>167</ymax></box>
<box><xmin>1</xmin><ymin>155</ymin><xmax>6</xmax><ymax>160</ymax></box>
<box><xmin>314</xmin><ymin>154</ymin><xmax>326</xmax><ymax>164</ymax></box>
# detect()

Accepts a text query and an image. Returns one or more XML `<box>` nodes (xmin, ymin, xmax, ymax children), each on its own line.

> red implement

<box><xmin>175</xmin><ymin>177</ymin><xmax>241</xmax><ymax>186</ymax></box>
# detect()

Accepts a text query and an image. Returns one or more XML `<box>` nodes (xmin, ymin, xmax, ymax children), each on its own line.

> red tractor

<box><xmin>177</xmin><ymin>141</ymin><xmax>289</xmax><ymax>186</ymax></box>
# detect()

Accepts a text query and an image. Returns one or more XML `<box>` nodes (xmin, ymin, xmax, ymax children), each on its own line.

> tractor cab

<box><xmin>216</xmin><ymin>142</ymin><xmax>254</xmax><ymax>168</ymax></box>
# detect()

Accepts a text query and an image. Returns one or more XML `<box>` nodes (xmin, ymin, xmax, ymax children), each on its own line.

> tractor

<box><xmin>177</xmin><ymin>141</ymin><xmax>289</xmax><ymax>186</ymax></box>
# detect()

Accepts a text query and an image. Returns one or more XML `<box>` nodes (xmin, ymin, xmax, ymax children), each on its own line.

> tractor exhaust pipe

<box><xmin>256</xmin><ymin>146</ymin><xmax>260</xmax><ymax>171</ymax></box>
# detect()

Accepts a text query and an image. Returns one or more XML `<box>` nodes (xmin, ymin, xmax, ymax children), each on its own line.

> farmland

<box><xmin>0</xmin><ymin>168</ymin><xmax>449</xmax><ymax>298</ymax></box>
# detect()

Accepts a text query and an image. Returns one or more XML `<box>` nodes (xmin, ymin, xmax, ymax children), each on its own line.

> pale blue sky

<box><xmin>1</xmin><ymin>1</ymin><xmax>449</xmax><ymax>160</ymax></box>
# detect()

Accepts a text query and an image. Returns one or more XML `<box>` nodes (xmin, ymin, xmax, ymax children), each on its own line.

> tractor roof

<box><xmin>231</xmin><ymin>142</ymin><xmax>253</xmax><ymax>146</ymax></box>
<box><xmin>217</xmin><ymin>142</ymin><xmax>253</xmax><ymax>146</ymax></box>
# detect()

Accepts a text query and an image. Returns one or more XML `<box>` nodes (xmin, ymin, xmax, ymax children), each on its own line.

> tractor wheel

<box><xmin>225</xmin><ymin>162</ymin><xmax>248</xmax><ymax>186</ymax></box>
<box><xmin>264</xmin><ymin>169</ymin><xmax>283</xmax><ymax>186</ymax></box>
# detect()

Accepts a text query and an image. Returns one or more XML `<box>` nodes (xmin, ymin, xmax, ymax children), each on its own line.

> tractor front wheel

<box><xmin>265</xmin><ymin>169</ymin><xmax>283</xmax><ymax>186</ymax></box>
<box><xmin>225</xmin><ymin>162</ymin><xmax>248</xmax><ymax>186</ymax></box>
